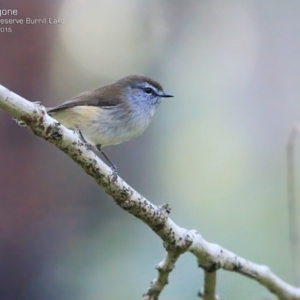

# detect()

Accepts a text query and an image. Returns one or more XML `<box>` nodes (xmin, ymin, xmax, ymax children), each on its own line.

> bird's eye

<box><xmin>144</xmin><ymin>87</ymin><xmax>154</xmax><ymax>95</ymax></box>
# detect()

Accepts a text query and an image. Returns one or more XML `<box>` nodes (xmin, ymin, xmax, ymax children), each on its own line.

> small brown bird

<box><xmin>47</xmin><ymin>75</ymin><xmax>173</xmax><ymax>180</ymax></box>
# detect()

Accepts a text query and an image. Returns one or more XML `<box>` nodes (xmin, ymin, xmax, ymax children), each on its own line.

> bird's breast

<box><xmin>50</xmin><ymin>105</ymin><xmax>157</xmax><ymax>147</ymax></box>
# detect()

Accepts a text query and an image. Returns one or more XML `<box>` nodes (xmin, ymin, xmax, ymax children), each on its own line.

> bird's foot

<box><xmin>110</xmin><ymin>164</ymin><xmax>118</xmax><ymax>182</ymax></box>
<box><xmin>84</xmin><ymin>142</ymin><xmax>93</xmax><ymax>151</ymax></box>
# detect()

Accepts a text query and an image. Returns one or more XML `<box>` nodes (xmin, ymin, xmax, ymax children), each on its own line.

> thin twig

<box><xmin>198</xmin><ymin>271</ymin><xmax>218</xmax><ymax>300</ymax></box>
<box><xmin>143</xmin><ymin>251</ymin><xmax>181</xmax><ymax>300</ymax></box>
<box><xmin>287</xmin><ymin>124</ymin><xmax>300</xmax><ymax>287</ymax></box>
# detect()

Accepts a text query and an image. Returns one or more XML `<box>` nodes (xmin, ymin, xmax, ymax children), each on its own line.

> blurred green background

<box><xmin>0</xmin><ymin>0</ymin><xmax>299</xmax><ymax>299</ymax></box>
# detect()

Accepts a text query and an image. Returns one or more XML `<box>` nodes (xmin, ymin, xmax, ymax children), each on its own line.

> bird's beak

<box><xmin>160</xmin><ymin>92</ymin><xmax>173</xmax><ymax>98</ymax></box>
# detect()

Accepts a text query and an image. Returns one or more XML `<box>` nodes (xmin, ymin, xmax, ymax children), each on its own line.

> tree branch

<box><xmin>143</xmin><ymin>250</ymin><xmax>181</xmax><ymax>300</ymax></box>
<box><xmin>199</xmin><ymin>271</ymin><xmax>218</xmax><ymax>300</ymax></box>
<box><xmin>287</xmin><ymin>124</ymin><xmax>300</xmax><ymax>286</ymax></box>
<box><xmin>1</xmin><ymin>84</ymin><xmax>299</xmax><ymax>299</ymax></box>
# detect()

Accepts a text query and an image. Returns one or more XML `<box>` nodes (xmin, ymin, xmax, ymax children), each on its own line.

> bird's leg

<box><xmin>96</xmin><ymin>144</ymin><xmax>118</xmax><ymax>182</ymax></box>
<box><xmin>77</xmin><ymin>130</ymin><xmax>117</xmax><ymax>181</ymax></box>
<box><xmin>78</xmin><ymin>130</ymin><xmax>93</xmax><ymax>151</ymax></box>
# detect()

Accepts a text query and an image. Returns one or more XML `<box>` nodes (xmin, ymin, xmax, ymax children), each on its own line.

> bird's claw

<box><xmin>84</xmin><ymin>142</ymin><xmax>93</xmax><ymax>151</ymax></box>
<box><xmin>111</xmin><ymin>165</ymin><xmax>118</xmax><ymax>182</ymax></box>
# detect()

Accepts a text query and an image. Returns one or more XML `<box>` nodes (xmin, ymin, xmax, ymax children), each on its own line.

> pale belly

<box><xmin>50</xmin><ymin>106</ymin><xmax>155</xmax><ymax>147</ymax></box>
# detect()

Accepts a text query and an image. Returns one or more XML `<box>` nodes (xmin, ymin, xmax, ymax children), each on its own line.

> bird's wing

<box><xmin>47</xmin><ymin>90</ymin><xmax>121</xmax><ymax>113</ymax></box>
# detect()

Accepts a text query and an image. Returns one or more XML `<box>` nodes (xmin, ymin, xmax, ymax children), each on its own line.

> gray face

<box><xmin>130</xmin><ymin>82</ymin><xmax>163</xmax><ymax>107</ymax></box>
